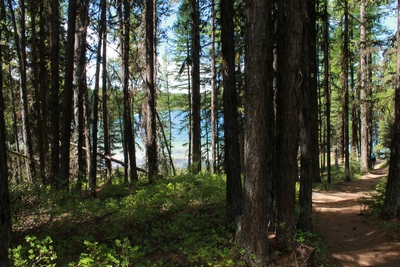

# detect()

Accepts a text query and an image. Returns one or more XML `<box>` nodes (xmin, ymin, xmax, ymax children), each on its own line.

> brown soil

<box><xmin>313</xmin><ymin>162</ymin><xmax>400</xmax><ymax>267</ymax></box>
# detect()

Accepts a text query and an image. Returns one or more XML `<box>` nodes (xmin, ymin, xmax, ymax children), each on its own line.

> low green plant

<box><xmin>97</xmin><ymin>184</ymin><xmax>130</xmax><ymax>200</ymax></box>
<box><xmin>73</xmin><ymin>238</ymin><xmax>149</xmax><ymax>267</ymax></box>
<box><xmin>358</xmin><ymin>177</ymin><xmax>387</xmax><ymax>219</ymax></box>
<box><xmin>11</xmin><ymin>236</ymin><xmax>57</xmax><ymax>267</ymax></box>
<box><xmin>296</xmin><ymin>230</ymin><xmax>329</xmax><ymax>266</ymax></box>
<box><xmin>358</xmin><ymin>177</ymin><xmax>400</xmax><ymax>241</ymax></box>
<box><xmin>10</xmin><ymin>172</ymin><xmax>246</xmax><ymax>266</ymax></box>
<box><xmin>382</xmin><ymin>221</ymin><xmax>400</xmax><ymax>241</ymax></box>
<box><xmin>314</xmin><ymin>181</ymin><xmax>333</xmax><ymax>191</ymax></box>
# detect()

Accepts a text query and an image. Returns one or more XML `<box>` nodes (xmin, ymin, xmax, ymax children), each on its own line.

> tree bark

<box><xmin>297</xmin><ymin>0</ymin><xmax>319</xmax><ymax>233</ymax></box>
<box><xmin>8</xmin><ymin>69</ymin><xmax>22</xmax><ymax>184</ymax></box>
<box><xmin>102</xmin><ymin>14</ymin><xmax>112</xmax><ymax>180</ymax></box>
<box><xmin>38</xmin><ymin>0</ymin><xmax>50</xmax><ymax>185</ymax></box>
<box><xmin>59</xmin><ymin>0</ymin><xmax>77</xmax><ymax>189</ymax></box>
<box><xmin>323</xmin><ymin>0</ymin><xmax>332</xmax><ymax>183</ymax></box>
<box><xmin>30</xmin><ymin>0</ymin><xmax>46</xmax><ymax>184</ymax></box>
<box><xmin>360</xmin><ymin>0</ymin><xmax>369</xmax><ymax>173</ymax></box>
<box><xmin>9</xmin><ymin>0</ymin><xmax>36</xmax><ymax>182</ymax></box>
<box><xmin>220</xmin><ymin>0</ymin><xmax>243</xmax><ymax>221</ymax></box>
<box><xmin>235</xmin><ymin>0</ymin><xmax>273</xmax><ymax>265</ymax></box>
<box><xmin>275</xmin><ymin>0</ymin><xmax>303</xmax><ymax>249</ymax></box>
<box><xmin>122</xmin><ymin>0</ymin><xmax>138</xmax><ymax>183</ymax></box>
<box><xmin>342</xmin><ymin>0</ymin><xmax>351</xmax><ymax>182</ymax></box>
<box><xmin>381</xmin><ymin>0</ymin><xmax>400</xmax><ymax>220</ymax></box>
<box><xmin>75</xmin><ymin>0</ymin><xmax>90</xmax><ymax>192</ymax></box>
<box><xmin>145</xmin><ymin>0</ymin><xmax>158</xmax><ymax>181</ymax></box>
<box><xmin>0</xmin><ymin>40</ymin><xmax>12</xmax><ymax>267</ymax></box>
<box><xmin>190</xmin><ymin>0</ymin><xmax>201</xmax><ymax>173</ymax></box>
<box><xmin>89</xmin><ymin>0</ymin><xmax>103</xmax><ymax>196</ymax></box>
<box><xmin>210</xmin><ymin>0</ymin><xmax>218</xmax><ymax>175</ymax></box>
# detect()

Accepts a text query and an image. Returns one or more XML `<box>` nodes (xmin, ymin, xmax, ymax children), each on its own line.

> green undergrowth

<box><xmin>314</xmin><ymin>165</ymin><xmax>343</xmax><ymax>191</ymax></box>
<box><xmin>358</xmin><ymin>175</ymin><xmax>400</xmax><ymax>241</ymax></box>
<box><xmin>315</xmin><ymin>157</ymin><xmax>363</xmax><ymax>191</ymax></box>
<box><xmin>10</xmin><ymin>173</ymin><xmax>246</xmax><ymax>266</ymax></box>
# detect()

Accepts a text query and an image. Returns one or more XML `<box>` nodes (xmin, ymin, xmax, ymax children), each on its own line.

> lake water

<box><xmin>113</xmin><ymin>110</ymin><xmax>216</xmax><ymax>170</ymax></box>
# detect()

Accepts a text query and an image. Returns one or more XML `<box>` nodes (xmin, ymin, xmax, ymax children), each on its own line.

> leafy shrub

<box><xmin>72</xmin><ymin>238</ymin><xmax>152</xmax><ymax>267</ymax></box>
<box><xmin>12</xmin><ymin>236</ymin><xmax>57</xmax><ymax>267</ymax></box>
<box><xmin>296</xmin><ymin>230</ymin><xmax>328</xmax><ymax>266</ymax></box>
<box><xmin>358</xmin><ymin>177</ymin><xmax>387</xmax><ymax>219</ymax></box>
<box><xmin>97</xmin><ymin>184</ymin><xmax>131</xmax><ymax>200</ymax></box>
<box><xmin>10</xmin><ymin>172</ymin><xmax>246</xmax><ymax>266</ymax></box>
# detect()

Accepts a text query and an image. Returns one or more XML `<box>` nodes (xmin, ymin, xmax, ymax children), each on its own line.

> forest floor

<box><xmin>313</xmin><ymin>160</ymin><xmax>400</xmax><ymax>267</ymax></box>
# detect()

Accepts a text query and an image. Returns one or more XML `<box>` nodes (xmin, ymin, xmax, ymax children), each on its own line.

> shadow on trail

<box><xmin>312</xmin><ymin>165</ymin><xmax>400</xmax><ymax>267</ymax></box>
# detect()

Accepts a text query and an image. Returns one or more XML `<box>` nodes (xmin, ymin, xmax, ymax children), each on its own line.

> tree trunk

<box><xmin>50</xmin><ymin>0</ymin><xmax>60</xmax><ymax>187</ymax></box>
<box><xmin>275</xmin><ymin>0</ymin><xmax>303</xmax><ymax>249</ymax></box>
<box><xmin>145</xmin><ymin>0</ymin><xmax>158</xmax><ymax>181</ymax></box>
<box><xmin>122</xmin><ymin>0</ymin><xmax>138</xmax><ymax>183</ymax></box>
<box><xmin>297</xmin><ymin>0</ymin><xmax>319</xmax><ymax>233</ymax></box>
<box><xmin>102</xmin><ymin>22</ymin><xmax>112</xmax><ymax>180</ymax></box>
<box><xmin>210</xmin><ymin>0</ymin><xmax>218</xmax><ymax>175</ymax></box>
<box><xmin>30</xmin><ymin>0</ymin><xmax>46</xmax><ymax>184</ymax></box>
<box><xmin>323</xmin><ymin>0</ymin><xmax>332</xmax><ymax>183</ymax></box>
<box><xmin>220</xmin><ymin>0</ymin><xmax>243</xmax><ymax>221</ymax></box>
<box><xmin>9</xmin><ymin>0</ymin><xmax>36</xmax><ymax>182</ymax></box>
<box><xmin>342</xmin><ymin>0</ymin><xmax>351</xmax><ymax>182</ymax></box>
<box><xmin>235</xmin><ymin>0</ymin><xmax>273</xmax><ymax>265</ymax></box>
<box><xmin>59</xmin><ymin>0</ymin><xmax>77</xmax><ymax>189</ymax></box>
<box><xmin>8</xmin><ymin>69</ymin><xmax>22</xmax><ymax>184</ymax></box>
<box><xmin>39</xmin><ymin>0</ymin><xmax>50</xmax><ymax>185</ymax></box>
<box><xmin>190</xmin><ymin>0</ymin><xmax>201</xmax><ymax>173</ymax></box>
<box><xmin>75</xmin><ymin>0</ymin><xmax>90</xmax><ymax>191</ymax></box>
<box><xmin>89</xmin><ymin>0</ymin><xmax>103</xmax><ymax>196</ymax></box>
<box><xmin>360</xmin><ymin>0</ymin><xmax>369</xmax><ymax>172</ymax></box>
<box><xmin>0</xmin><ymin>40</ymin><xmax>12</xmax><ymax>267</ymax></box>
<box><xmin>381</xmin><ymin>0</ymin><xmax>400</xmax><ymax>220</ymax></box>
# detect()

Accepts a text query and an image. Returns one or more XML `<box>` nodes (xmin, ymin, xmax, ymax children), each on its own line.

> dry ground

<box><xmin>313</xmin><ymin>162</ymin><xmax>400</xmax><ymax>267</ymax></box>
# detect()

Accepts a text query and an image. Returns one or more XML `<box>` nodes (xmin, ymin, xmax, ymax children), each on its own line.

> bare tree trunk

<box><xmin>89</xmin><ymin>16</ymin><xmax>101</xmax><ymax>196</ymax></box>
<box><xmin>39</xmin><ymin>0</ymin><xmax>50</xmax><ymax>184</ymax></box>
<box><xmin>342</xmin><ymin>0</ymin><xmax>351</xmax><ymax>182</ymax></box>
<box><xmin>275</xmin><ymin>0</ymin><xmax>303</xmax><ymax>249</ymax></box>
<box><xmin>0</xmin><ymin>38</ymin><xmax>12</xmax><ymax>267</ymax></box>
<box><xmin>50</xmin><ymin>0</ymin><xmax>60</xmax><ymax>186</ymax></box>
<box><xmin>235</xmin><ymin>0</ymin><xmax>273</xmax><ymax>265</ymax></box>
<box><xmin>220</xmin><ymin>0</ymin><xmax>243</xmax><ymax>221</ymax></box>
<box><xmin>187</xmin><ymin>55</ymin><xmax>192</xmax><ymax>168</ymax></box>
<box><xmin>323</xmin><ymin>0</ymin><xmax>332</xmax><ymax>184</ymax></box>
<box><xmin>102</xmin><ymin>21</ymin><xmax>112</xmax><ymax>180</ymax></box>
<box><xmin>360</xmin><ymin>0</ymin><xmax>369</xmax><ymax>172</ymax></box>
<box><xmin>74</xmin><ymin>0</ymin><xmax>89</xmax><ymax>193</ymax></box>
<box><xmin>30</xmin><ymin>0</ymin><xmax>46</xmax><ymax>184</ymax></box>
<box><xmin>122</xmin><ymin>0</ymin><xmax>138</xmax><ymax>183</ymax></box>
<box><xmin>9</xmin><ymin>0</ymin><xmax>36</xmax><ymax>182</ymax></box>
<box><xmin>297</xmin><ymin>0</ymin><xmax>319</xmax><ymax>233</ymax></box>
<box><xmin>75</xmin><ymin>0</ymin><xmax>90</xmax><ymax>192</ymax></box>
<box><xmin>190</xmin><ymin>0</ymin><xmax>201</xmax><ymax>173</ymax></box>
<box><xmin>210</xmin><ymin>0</ymin><xmax>218</xmax><ymax>175</ymax></box>
<box><xmin>145</xmin><ymin>0</ymin><xmax>158</xmax><ymax>181</ymax></box>
<box><xmin>8</xmin><ymin>68</ymin><xmax>22</xmax><ymax>184</ymax></box>
<box><xmin>59</xmin><ymin>0</ymin><xmax>77</xmax><ymax>190</ymax></box>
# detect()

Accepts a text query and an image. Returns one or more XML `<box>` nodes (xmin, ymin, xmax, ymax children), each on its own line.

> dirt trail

<box><xmin>313</xmin><ymin>163</ymin><xmax>400</xmax><ymax>267</ymax></box>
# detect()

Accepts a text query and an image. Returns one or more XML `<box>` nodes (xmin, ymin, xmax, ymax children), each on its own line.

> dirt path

<box><xmin>313</xmin><ymin>163</ymin><xmax>400</xmax><ymax>267</ymax></box>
